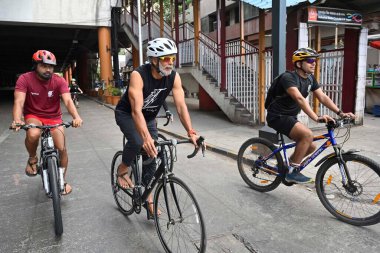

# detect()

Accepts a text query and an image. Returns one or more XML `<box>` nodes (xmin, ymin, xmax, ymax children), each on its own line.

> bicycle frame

<box><xmin>120</xmin><ymin>137</ymin><xmax>204</xmax><ymax>220</ymax></box>
<box><xmin>39</xmin><ymin>128</ymin><xmax>61</xmax><ymax>194</ymax></box>
<box><xmin>262</xmin><ymin>126</ymin><xmax>350</xmax><ymax>183</ymax></box>
<box><xmin>134</xmin><ymin>150</ymin><xmax>168</xmax><ymax>206</ymax></box>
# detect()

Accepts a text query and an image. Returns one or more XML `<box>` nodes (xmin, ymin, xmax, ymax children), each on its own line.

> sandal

<box><xmin>25</xmin><ymin>156</ymin><xmax>38</xmax><ymax>177</ymax></box>
<box><xmin>62</xmin><ymin>182</ymin><xmax>72</xmax><ymax>195</ymax></box>
<box><xmin>143</xmin><ymin>201</ymin><xmax>161</xmax><ymax>220</ymax></box>
<box><xmin>117</xmin><ymin>165</ymin><xmax>134</xmax><ymax>189</ymax></box>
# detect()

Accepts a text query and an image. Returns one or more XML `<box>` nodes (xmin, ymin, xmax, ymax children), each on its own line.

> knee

<box><xmin>57</xmin><ymin>147</ymin><xmax>67</xmax><ymax>156</ymax></box>
<box><xmin>26</xmin><ymin>130</ymin><xmax>40</xmax><ymax>142</ymax></box>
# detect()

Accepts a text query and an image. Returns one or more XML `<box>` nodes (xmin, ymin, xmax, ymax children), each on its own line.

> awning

<box><xmin>369</xmin><ymin>41</ymin><xmax>380</xmax><ymax>50</ymax></box>
<box><xmin>241</xmin><ymin>0</ymin><xmax>317</xmax><ymax>9</ymax></box>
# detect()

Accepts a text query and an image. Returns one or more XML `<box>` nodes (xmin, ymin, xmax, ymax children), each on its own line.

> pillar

<box><xmin>342</xmin><ymin>28</ymin><xmax>360</xmax><ymax>113</ymax></box>
<box><xmin>98</xmin><ymin>27</ymin><xmax>113</xmax><ymax>94</ymax></box>
<box><xmin>258</xmin><ymin>9</ymin><xmax>266</xmax><ymax>124</ymax></box>
<box><xmin>193</xmin><ymin>0</ymin><xmax>200</xmax><ymax>65</ymax></box>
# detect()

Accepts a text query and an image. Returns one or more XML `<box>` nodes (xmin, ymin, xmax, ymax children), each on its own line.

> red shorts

<box><xmin>24</xmin><ymin>114</ymin><xmax>62</xmax><ymax>131</ymax></box>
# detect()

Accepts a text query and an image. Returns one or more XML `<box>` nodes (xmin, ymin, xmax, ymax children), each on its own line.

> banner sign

<box><xmin>307</xmin><ymin>7</ymin><xmax>362</xmax><ymax>26</ymax></box>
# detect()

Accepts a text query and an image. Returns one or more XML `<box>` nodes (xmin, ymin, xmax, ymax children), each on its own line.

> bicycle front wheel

<box><xmin>237</xmin><ymin>138</ymin><xmax>283</xmax><ymax>192</ymax></box>
<box><xmin>158</xmin><ymin>133</ymin><xmax>174</xmax><ymax>172</ymax></box>
<box><xmin>316</xmin><ymin>153</ymin><xmax>380</xmax><ymax>226</ymax></box>
<box><xmin>111</xmin><ymin>151</ymin><xmax>135</xmax><ymax>215</ymax></box>
<box><xmin>47</xmin><ymin>156</ymin><xmax>63</xmax><ymax>236</ymax></box>
<box><xmin>154</xmin><ymin>177</ymin><xmax>206</xmax><ymax>253</ymax></box>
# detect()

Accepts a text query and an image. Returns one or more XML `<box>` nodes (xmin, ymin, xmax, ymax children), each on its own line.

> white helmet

<box><xmin>146</xmin><ymin>38</ymin><xmax>177</xmax><ymax>57</ymax></box>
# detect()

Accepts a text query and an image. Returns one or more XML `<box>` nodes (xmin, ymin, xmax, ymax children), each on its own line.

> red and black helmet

<box><xmin>32</xmin><ymin>50</ymin><xmax>57</xmax><ymax>65</ymax></box>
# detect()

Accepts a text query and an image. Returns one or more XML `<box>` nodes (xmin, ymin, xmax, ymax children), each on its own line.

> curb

<box><xmin>84</xmin><ymin>94</ymin><xmax>238</xmax><ymax>160</ymax></box>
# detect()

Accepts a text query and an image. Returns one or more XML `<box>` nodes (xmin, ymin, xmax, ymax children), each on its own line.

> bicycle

<box><xmin>111</xmin><ymin>136</ymin><xmax>207</xmax><ymax>252</ymax></box>
<box><xmin>237</xmin><ymin>117</ymin><xmax>380</xmax><ymax>226</ymax></box>
<box><xmin>10</xmin><ymin>122</ymin><xmax>72</xmax><ymax>235</ymax></box>
<box><xmin>71</xmin><ymin>92</ymin><xmax>81</xmax><ymax>108</ymax></box>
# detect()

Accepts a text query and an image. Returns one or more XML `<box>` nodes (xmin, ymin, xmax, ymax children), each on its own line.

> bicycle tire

<box><xmin>111</xmin><ymin>151</ymin><xmax>135</xmax><ymax>215</ymax></box>
<box><xmin>47</xmin><ymin>156</ymin><xmax>63</xmax><ymax>236</ymax></box>
<box><xmin>158</xmin><ymin>133</ymin><xmax>174</xmax><ymax>172</ymax></box>
<box><xmin>237</xmin><ymin>137</ymin><xmax>283</xmax><ymax>192</ymax></box>
<box><xmin>315</xmin><ymin>153</ymin><xmax>380</xmax><ymax>226</ymax></box>
<box><xmin>154</xmin><ymin>176</ymin><xmax>206</xmax><ymax>253</ymax></box>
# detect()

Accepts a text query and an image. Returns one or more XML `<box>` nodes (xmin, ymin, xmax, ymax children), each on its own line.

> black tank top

<box><xmin>116</xmin><ymin>64</ymin><xmax>175</xmax><ymax>121</ymax></box>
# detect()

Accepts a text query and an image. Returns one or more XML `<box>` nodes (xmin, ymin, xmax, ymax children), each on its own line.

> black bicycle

<box><xmin>11</xmin><ymin>122</ymin><xmax>72</xmax><ymax>235</ymax></box>
<box><xmin>111</xmin><ymin>136</ymin><xmax>207</xmax><ymax>253</ymax></box>
<box><xmin>71</xmin><ymin>92</ymin><xmax>81</xmax><ymax>108</ymax></box>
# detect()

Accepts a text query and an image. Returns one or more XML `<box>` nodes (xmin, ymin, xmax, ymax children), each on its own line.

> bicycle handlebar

<box><xmin>156</xmin><ymin>136</ymin><xmax>206</xmax><ymax>159</ymax></box>
<box><xmin>156</xmin><ymin>111</ymin><xmax>173</xmax><ymax>126</ymax></box>
<box><xmin>9</xmin><ymin>122</ymin><xmax>73</xmax><ymax>131</ymax></box>
<box><xmin>325</xmin><ymin>117</ymin><xmax>355</xmax><ymax>130</ymax></box>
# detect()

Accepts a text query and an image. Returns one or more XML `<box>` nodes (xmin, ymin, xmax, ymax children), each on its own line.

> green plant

<box><xmin>112</xmin><ymin>87</ymin><xmax>122</xmax><ymax>96</ymax></box>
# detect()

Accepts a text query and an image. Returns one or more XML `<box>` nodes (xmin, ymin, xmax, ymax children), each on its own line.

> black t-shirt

<box><xmin>116</xmin><ymin>64</ymin><xmax>175</xmax><ymax>121</ymax></box>
<box><xmin>268</xmin><ymin>72</ymin><xmax>320</xmax><ymax>116</ymax></box>
<box><xmin>70</xmin><ymin>85</ymin><xmax>80</xmax><ymax>93</ymax></box>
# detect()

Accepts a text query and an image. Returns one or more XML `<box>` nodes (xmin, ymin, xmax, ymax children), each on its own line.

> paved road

<box><xmin>0</xmin><ymin>93</ymin><xmax>379</xmax><ymax>253</ymax></box>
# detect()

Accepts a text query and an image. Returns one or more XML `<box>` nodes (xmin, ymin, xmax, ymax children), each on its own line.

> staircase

<box><xmin>120</xmin><ymin>8</ymin><xmax>262</xmax><ymax>125</ymax></box>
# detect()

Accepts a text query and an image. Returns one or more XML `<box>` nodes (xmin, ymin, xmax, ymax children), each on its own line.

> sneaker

<box><xmin>286</xmin><ymin>172</ymin><xmax>313</xmax><ymax>184</ymax></box>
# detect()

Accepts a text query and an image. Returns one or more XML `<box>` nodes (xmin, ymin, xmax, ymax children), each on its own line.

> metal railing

<box><xmin>179</xmin><ymin>38</ymin><xmax>195</xmax><ymax>65</ymax></box>
<box><xmin>225</xmin><ymin>39</ymin><xmax>258</xmax><ymax>56</ymax></box>
<box><xmin>226</xmin><ymin>52</ymin><xmax>260</xmax><ymax>120</ymax></box>
<box><xmin>199</xmin><ymin>38</ymin><xmax>221</xmax><ymax>86</ymax></box>
<box><xmin>318</xmin><ymin>49</ymin><xmax>344</xmax><ymax>116</ymax></box>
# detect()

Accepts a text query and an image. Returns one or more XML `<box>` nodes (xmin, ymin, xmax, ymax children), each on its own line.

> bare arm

<box><xmin>12</xmin><ymin>91</ymin><xmax>26</xmax><ymax>129</ymax></box>
<box><xmin>129</xmin><ymin>71</ymin><xmax>157</xmax><ymax>157</ymax></box>
<box><xmin>172</xmin><ymin>73</ymin><xmax>197</xmax><ymax>145</ymax></box>
<box><xmin>61</xmin><ymin>93</ymin><xmax>83</xmax><ymax>127</ymax></box>
<box><xmin>313</xmin><ymin>88</ymin><xmax>355</xmax><ymax>118</ymax></box>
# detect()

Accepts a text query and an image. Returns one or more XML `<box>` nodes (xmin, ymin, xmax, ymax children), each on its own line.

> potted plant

<box><xmin>111</xmin><ymin>87</ymin><xmax>122</xmax><ymax>105</ymax></box>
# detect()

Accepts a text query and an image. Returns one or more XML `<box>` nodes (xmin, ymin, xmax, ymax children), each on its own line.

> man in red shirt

<box><xmin>12</xmin><ymin>50</ymin><xmax>83</xmax><ymax>195</ymax></box>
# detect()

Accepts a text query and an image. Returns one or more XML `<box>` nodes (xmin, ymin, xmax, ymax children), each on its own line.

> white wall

<box><xmin>0</xmin><ymin>0</ymin><xmax>118</xmax><ymax>27</ymax></box>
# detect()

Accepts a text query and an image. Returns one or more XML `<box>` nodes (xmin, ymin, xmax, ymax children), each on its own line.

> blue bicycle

<box><xmin>237</xmin><ymin>118</ymin><xmax>380</xmax><ymax>226</ymax></box>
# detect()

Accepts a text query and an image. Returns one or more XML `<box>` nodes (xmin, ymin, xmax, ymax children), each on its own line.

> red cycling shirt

<box><xmin>15</xmin><ymin>72</ymin><xmax>70</xmax><ymax>119</ymax></box>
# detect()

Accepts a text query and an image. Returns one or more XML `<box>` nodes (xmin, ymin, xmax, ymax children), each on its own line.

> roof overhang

<box><xmin>240</xmin><ymin>0</ymin><xmax>317</xmax><ymax>9</ymax></box>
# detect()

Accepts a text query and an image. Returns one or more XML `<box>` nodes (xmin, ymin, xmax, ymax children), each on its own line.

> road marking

<box><xmin>0</xmin><ymin>129</ymin><xmax>10</xmax><ymax>144</ymax></box>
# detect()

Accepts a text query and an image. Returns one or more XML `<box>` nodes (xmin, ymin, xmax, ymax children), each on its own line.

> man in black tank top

<box><xmin>266</xmin><ymin>48</ymin><xmax>355</xmax><ymax>184</ymax></box>
<box><xmin>114</xmin><ymin>38</ymin><xmax>201</xmax><ymax>216</ymax></box>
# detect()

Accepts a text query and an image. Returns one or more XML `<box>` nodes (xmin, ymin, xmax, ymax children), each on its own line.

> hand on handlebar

<box><xmin>143</xmin><ymin>135</ymin><xmax>158</xmax><ymax>158</ymax></box>
<box><xmin>72</xmin><ymin>117</ymin><xmax>83</xmax><ymax>128</ymax></box>
<box><xmin>187</xmin><ymin>136</ymin><xmax>206</xmax><ymax>158</ymax></box>
<box><xmin>316</xmin><ymin>114</ymin><xmax>335</xmax><ymax>123</ymax></box>
<box><xmin>11</xmin><ymin>119</ymin><xmax>25</xmax><ymax>131</ymax></box>
<box><xmin>339</xmin><ymin>111</ymin><xmax>355</xmax><ymax>119</ymax></box>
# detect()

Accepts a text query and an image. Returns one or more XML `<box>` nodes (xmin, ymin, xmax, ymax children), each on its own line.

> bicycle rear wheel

<box><xmin>316</xmin><ymin>153</ymin><xmax>380</xmax><ymax>226</ymax></box>
<box><xmin>47</xmin><ymin>156</ymin><xmax>63</xmax><ymax>236</ymax></box>
<box><xmin>111</xmin><ymin>151</ymin><xmax>135</xmax><ymax>215</ymax></box>
<box><xmin>158</xmin><ymin>133</ymin><xmax>174</xmax><ymax>172</ymax></box>
<box><xmin>237</xmin><ymin>138</ymin><xmax>283</xmax><ymax>192</ymax></box>
<box><xmin>154</xmin><ymin>176</ymin><xmax>206</xmax><ymax>253</ymax></box>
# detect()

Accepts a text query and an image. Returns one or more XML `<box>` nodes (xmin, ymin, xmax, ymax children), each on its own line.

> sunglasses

<box><xmin>305</xmin><ymin>58</ymin><xmax>317</xmax><ymax>64</ymax></box>
<box><xmin>159</xmin><ymin>56</ymin><xmax>176</xmax><ymax>62</ymax></box>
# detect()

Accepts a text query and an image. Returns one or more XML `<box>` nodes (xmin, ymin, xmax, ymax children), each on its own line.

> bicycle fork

<box><xmin>333</xmin><ymin>146</ymin><xmax>357</xmax><ymax>192</ymax></box>
<box><xmin>162</xmin><ymin>177</ymin><xmax>183</xmax><ymax>229</ymax></box>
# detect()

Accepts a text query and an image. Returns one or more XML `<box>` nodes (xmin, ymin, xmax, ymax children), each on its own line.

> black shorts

<box><xmin>266</xmin><ymin>112</ymin><xmax>298</xmax><ymax>138</ymax></box>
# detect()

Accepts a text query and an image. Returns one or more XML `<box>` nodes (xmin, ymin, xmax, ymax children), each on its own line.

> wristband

<box><xmin>187</xmin><ymin>129</ymin><xmax>197</xmax><ymax>137</ymax></box>
<box><xmin>336</xmin><ymin>109</ymin><xmax>342</xmax><ymax>116</ymax></box>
